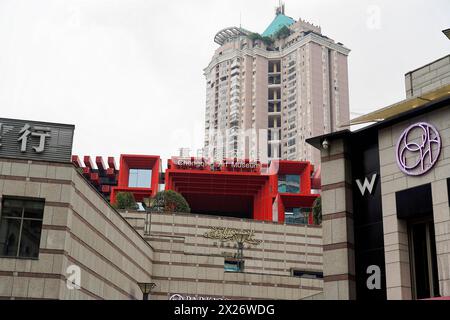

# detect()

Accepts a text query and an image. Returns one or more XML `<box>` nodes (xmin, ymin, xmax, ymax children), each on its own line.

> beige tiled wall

<box><xmin>319</xmin><ymin>138</ymin><xmax>356</xmax><ymax>300</ymax></box>
<box><xmin>378</xmin><ymin>105</ymin><xmax>450</xmax><ymax>299</ymax></box>
<box><xmin>0</xmin><ymin>158</ymin><xmax>324</xmax><ymax>300</ymax></box>
<box><xmin>0</xmin><ymin>159</ymin><xmax>154</xmax><ymax>300</ymax></box>
<box><xmin>405</xmin><ymin>55</ymin><xmax>450</xmax><ymax>98</ymax></box>
<box><xmin>122</xmin><ymin>211</ymin><xmax>323</xmax><ymax>300</ymax></box>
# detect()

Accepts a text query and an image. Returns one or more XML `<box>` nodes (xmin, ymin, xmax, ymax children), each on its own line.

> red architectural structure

<box><xmin>71</xmin><ymin>155</ymin><xmax>118</xmax><ymax>200</ymax></box>
<box><xmin>110</xmin><ymin>155</ymin><xmax>160</xmax><ymax>203</ymax></box>
<box><xmin>165</xmin><ymin>157</ymin><xmax>319</xmax><ymax>224</ymax></box>
<box><xmin>73</xmin><ymin>154</ymin><xmax>319</xmax><ymax>225</ymax></box>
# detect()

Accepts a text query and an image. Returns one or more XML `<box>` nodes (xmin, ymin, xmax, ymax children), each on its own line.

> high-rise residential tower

<box><xmin>203</xmin><ymin>4</ymin><xmax>350</xmax><ymax>165</ymax></box>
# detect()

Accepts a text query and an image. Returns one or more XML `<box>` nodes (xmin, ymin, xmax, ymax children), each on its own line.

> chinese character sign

<box><xmin>0</xmin><ymin>118</ymin><xmax>74</xmax><ymax>162</ymax></box>
<box><xmin>17</xmin><ymin>124</ymin><xmax>51</xmax><ymax>153</ymax></box>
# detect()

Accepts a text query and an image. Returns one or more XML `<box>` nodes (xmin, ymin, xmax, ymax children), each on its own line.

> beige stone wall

<box><xmin>123</xmin><ymin>211</ymin><xmax>323</xmax><ymax>300</ymax></box>
<box><xmin>378</xmin><ymin>105</ymin><xmax>450</xmax><ymax>299</ymax></box>
<box><xmin>405</xmin><ymin>55</ymin><xmax>450</xmax><ymax>98</ymax></box>
<box><xmin>0</xmin><ymin>158</ymin><xmax>154</xmax><ymax>300</ymax></box>
<box><xmin>0</xmin><ymin>158</ymin><xmax>324</xmax><ymax>300</ymax></box>
<box><xmin>319</xmin><ymin>138</ymin><xmax>356</xmax><ymax>300</ymax></box>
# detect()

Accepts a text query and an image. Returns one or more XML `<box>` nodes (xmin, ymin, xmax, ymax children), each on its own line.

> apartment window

<box><xmin>285</xmin><ymin>207</ymin><xmax>310</xmax><ymax>225</ymax></box>
<box><xmin>278</xmin><ymin>174</ymin><xmax>300</xmax><ymax>193</ymax></box>
<box><xmin>288</xmin><ymin>138</ymin><xmax>296</xmax><ymax>147</ymax></box>
<box><xmin>128</xmin><ymin>169</ymin><xmax>152</xmax><ymax>188</ymax></box>
<box><xmin>0</xmin><ymin>197</ymin><xmax>45</xmax><ymax>259</ymax></box>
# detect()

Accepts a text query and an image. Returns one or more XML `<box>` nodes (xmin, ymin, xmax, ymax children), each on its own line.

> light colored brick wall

<box><xmin>122</xmin><ymin>211</ymin><xmax>323</xmax><ymax>300</ymax></box>
<box><xmin>0</xmin><ymin>159</ymin><xmax>154</xmax><ymax>300</ymax></box>
<box><xmin>405</xmin><ymin>55</ymin><xmax>450</xmax><ymax>98</ymax></box>
<box><xmin>378</xmin><ymin>105</ymin><xmax>450</xmax><ymax>299</ymax></box>
<box><xmin>0</xmin><ymin>158</ymin><xmax>325</xmax><ymax>300</ymax></box>
<box><xmin>319</xmin><ymin>138</ymin><xmax>356</xmax><ymax>300</ymax></box>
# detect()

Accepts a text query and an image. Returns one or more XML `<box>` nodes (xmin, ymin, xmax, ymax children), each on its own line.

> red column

<box><xmin>118</xmin><ymin>155</ymin><xmax>130</xmax><ymax>187</ymax></box>
<box><xmin>253</xmin><ymin>188</ymin><xmax>261</xmax><ymax>220</ymax></box>
<box><xmin>300</xmin><ymin>163</ymin><xmax>311</xmax><ymax>195</ymax></box>
<box><xmin>151</xmin><ymin>158</ymin><xmax>160</xmax><ymax>196</ymax></box>
<box><xmin>264</xmin><ymin>182</ymin><xmax>272</xmax><ymax>221</ymax></box>
<box><xmin>278</xmin><ymin>195</ymin><xmax>285</xmax><ymax>224</ymax></box>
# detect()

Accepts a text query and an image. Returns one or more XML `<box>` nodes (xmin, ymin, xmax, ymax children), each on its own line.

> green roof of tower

<box><xmin>262</xmin><ymin>13</ymin><xmax>295</xmax><ymax>37</ymax></box>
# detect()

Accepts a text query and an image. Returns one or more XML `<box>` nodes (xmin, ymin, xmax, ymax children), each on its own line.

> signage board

<box><xmin>0</xmin><ymin>117</ymin><xmax>74</xmax><ymax>163</ymax></box>
<box><xmin>396</xmin><ymin>122</ymin><xmax>441</xmax><ymax>176</ymax></box>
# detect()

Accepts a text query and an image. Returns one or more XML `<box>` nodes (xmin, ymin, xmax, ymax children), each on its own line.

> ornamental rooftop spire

<box><xmin>261</xmin><ymin>11</ymin><xmax>295</xmax><ymax>37</ymax></box>
<box><xmin>262</xmin><ymin>1</ymin><xmax>295</xmax><ymax>37</ymax></box>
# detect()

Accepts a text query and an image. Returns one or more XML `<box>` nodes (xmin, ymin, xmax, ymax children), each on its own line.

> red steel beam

<box><xmin>83</xmin><ymin>156</ymin><xmax>94</xmax><ymax>169</ymax></box>
<box><xmin>82</xmin><ymin>167</ymin><xmax>90</xmax><ymax>177</ymax></box>
<box><xmin>71</xmin><ymin>155</ymin><xmax>82</xmax><ymax>168</ymax></box>
<box><xmin>108</xmin><ymin>157</ymin><xmax>117</xmax><ymax>171</ymax></box>
<box><xmin>106</xmin><ymin>167</ymin><xmax>116</xmax><ymax>178</ymax></box>
<box><xmin>96</xmin><ymin>156</ymin><xmax>106</xmax><ymax>171</ymax></box>
<box><xmin>90</xmin><ymin>173</ymin><xmax>99</xmax><ymax>185</ymax></box>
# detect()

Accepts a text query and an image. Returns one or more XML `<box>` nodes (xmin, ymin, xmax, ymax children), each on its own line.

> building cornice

<box><xmin>204</xmin><ymin>33</ymin><xmax>350</xmax><ymax>74</ymax></box>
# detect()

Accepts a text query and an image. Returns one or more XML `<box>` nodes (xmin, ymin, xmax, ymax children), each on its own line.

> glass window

<box><xmin>128</xmin><ymin>169</ymin><xmax>152</xmax><ymax>188</ymax></box>
<box><xmin>292</xmin><ymin>270</ymin><xmax>323</xmax><ymax>279</ymax></box>
<box><xmin>0</xmin><ymin>197</ymin><xmax>45</xmax><ymax>258</ymax></box>
<box><xmin>224</xmin><ymin>259</ymin><xmax>244</xmax><ymax>272</ymax></box>
<box><xmin>285</xmin><ymin>207</ymin><xmax>310</xmax><ymax>225</ymax></box>
<box><xmin>278</xmin><ymin>174</ymin><xmax>300</xmax><ymax>193</ymax></box>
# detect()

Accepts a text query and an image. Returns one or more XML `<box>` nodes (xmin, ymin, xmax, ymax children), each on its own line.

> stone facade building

<box><xmin>307</xmin><ymin>84</ymin><xmax>450</xmax><ymax>300</ymax></box>
<box><xmin>0</xmin><ymin>157</ymin><xmax>323</xmax><ymax>300</ymax></box>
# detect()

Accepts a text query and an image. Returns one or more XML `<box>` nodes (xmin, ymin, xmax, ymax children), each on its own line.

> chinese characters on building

<box><xmin>0</xmin><ymin>118</ymin><xmax>74</xmax><ymax>163</ymax></box>
<box><xmin>17</xmin><ymin>124</ymin><xmax>51</xmax><ymax>153</ymax></box>
<box><xmin>0</xmin><ymin>122</ymin><xmax>51</xmax><ymax>154</ymax></box>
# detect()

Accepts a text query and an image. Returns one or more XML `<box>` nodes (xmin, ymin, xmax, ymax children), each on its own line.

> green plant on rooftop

<box><xmin>312</xmin><ymin>197</ymin><xmax>322</xmax><ymax>225</ymax></box>
<box><xmin>248</xmin><ymin>33</ymin><xmax>274</xmax><ymax>47</ymax></box>
<box><xmin>274</xmin><ymin>25</ymin><xmax>291</xmax><ymax>39</ymax></box>
<box><xmin>114</xmin><ymin>192</ymin><xmax>138</xmax><ymax>210</ymax></box>
<box><xmin>149</xmin><ymin>190</ymin><xmax>191</xmax><ymax>213</ymax></box>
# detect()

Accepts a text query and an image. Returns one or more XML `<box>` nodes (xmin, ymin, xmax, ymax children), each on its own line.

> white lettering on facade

<box><xmin>169</xmin><ymin>293</ymin><xmax>227</xmax><ymax>300</ymax></box>
<box><xmin>176</xmin><ymin>159</ymin><xmax>206</xmax><ymax>167</ymax></box>
<box><xmin>17</xmin><ymin>124</ymin><xmax>51</xmax><ymax>153</ymax></box>
<box><xmin>175</xmin><ymin>158</ymin><xmax>259</xmax><ymax>170</ymax></box>
<box><xmin>356</xmin><ymin>174</ymin><xmax>378</xmax><ymax>196</ymax></box>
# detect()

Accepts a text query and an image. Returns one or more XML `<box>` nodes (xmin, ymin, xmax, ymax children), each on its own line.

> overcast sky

<box><xmin>0</xmin><ymin>0</ymin><xmax>449</xmax><ymax>164</ymax></box>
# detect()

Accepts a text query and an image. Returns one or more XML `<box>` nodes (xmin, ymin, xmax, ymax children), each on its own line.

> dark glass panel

<box><xmin>18</xmin><ymin>219</ymin><xmax>43</xmax><ymax>258</ymax></box>
<box><xmin>0</xmin><ymin>218</ymin><xmax>20</xmax><ymax>257</ymax></box>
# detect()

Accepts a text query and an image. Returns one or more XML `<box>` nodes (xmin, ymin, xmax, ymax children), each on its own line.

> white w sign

<box><xmin>356</xmin><ymin>174</ymin><xmax>378</xmax><ymax>196</ymax></box>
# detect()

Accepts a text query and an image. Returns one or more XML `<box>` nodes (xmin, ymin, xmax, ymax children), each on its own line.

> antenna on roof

<box><xmin>276</xmin><ymin>0</ymin><xmax>285</xmax><ymax>15</ymax></box>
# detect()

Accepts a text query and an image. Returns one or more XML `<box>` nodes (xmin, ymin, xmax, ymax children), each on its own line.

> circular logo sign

<box><xmin>396</xmin><ymin>122</ymin><xmax>441</xmax><ymax>176</ymax></box>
